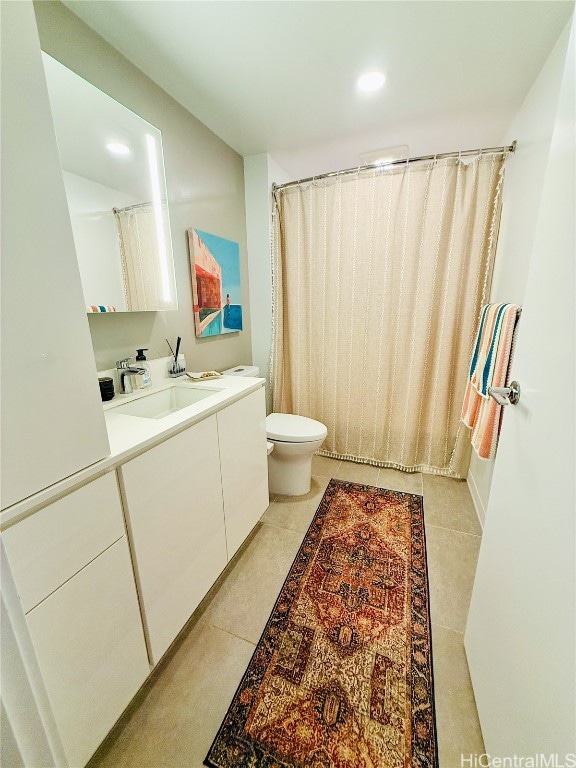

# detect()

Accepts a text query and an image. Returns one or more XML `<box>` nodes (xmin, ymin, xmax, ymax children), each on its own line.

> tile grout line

<box><xmin>431</xmin><ymin>621</ymin><xmax>466</xmax><ymax>636</ymax></box>
<box><xmin>205</xmin><ymin>620</ymin><xmax>258</xmax><ymax>647</ymax></box>
<box><xmin>306</xmin><ymin>477</ymin><xmax>423</xmax><ymax>493</ymax></box>
<box><xmin>259</xmin><ymin>518</ymin><xmax>308</xmax><ymax>536</ymax></box>
<box><xmin>424</xmin><ymin>521</ymin><xmax>482</xmax><ymax>539</ymax></box>
<box><xmin>315</xmin><ymin>468</ymin><xmax>425</xmax><ymax>492</ymax></box>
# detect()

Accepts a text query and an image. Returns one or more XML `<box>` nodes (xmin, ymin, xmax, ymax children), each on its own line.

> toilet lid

<box><xmin>266</xmin><ymin>413</ymin><xmax>327</xmax><ymax>443</ymax></box>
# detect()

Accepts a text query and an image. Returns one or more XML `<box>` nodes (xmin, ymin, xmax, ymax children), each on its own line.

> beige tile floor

<box><xmin>89</xmin><ymin>457</ymin><xmax>484</xmax><ymax>768</ymax></box>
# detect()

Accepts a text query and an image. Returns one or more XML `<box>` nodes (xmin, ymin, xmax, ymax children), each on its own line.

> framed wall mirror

<box><xmin>42</xmin><ymin>53</ymin><xmax>178</xmax><ymax>312</ymax></box>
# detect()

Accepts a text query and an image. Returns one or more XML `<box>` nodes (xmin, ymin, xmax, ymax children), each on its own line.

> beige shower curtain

<box><xmin>114</xmin><ymin>204</ymin><xmax>176</xmax><ymax>311</ymax></box>
<box><xmin>271</xmin><ymin>153</ymin><xmax>506</xmax><ymax>478</ymax></box>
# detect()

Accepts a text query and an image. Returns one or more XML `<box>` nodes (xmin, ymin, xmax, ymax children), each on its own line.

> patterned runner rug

<box><xmin>205</xmin><ymin>479</ymin><xmax>438</xmax><ymax>768</ymax></box>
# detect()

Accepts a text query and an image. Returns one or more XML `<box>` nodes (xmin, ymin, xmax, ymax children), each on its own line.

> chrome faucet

<box><xmin>116</xmin><ymin>359</ymin><xmax>146</xmax><ymax>395</ymax></box>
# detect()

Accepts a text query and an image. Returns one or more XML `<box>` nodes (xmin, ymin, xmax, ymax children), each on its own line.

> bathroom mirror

<box><xmin>42</xmin><ymin>53</ymin><xmax>177</xmax><ymax>312</ymax></box>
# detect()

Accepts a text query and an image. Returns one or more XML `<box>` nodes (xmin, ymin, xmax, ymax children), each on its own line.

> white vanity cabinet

<box><xmin>119</xmin><ymin>415</ymin><xmax>228</xmax><ymax>665</ymax></box>
<box><xmin>217</xmin><ymin>388</ymin><xmax>269</xmax><ymax>558</ymax></box>
<box><xmin>118</xmin><ymin>387</ymin><xmax>269</xmax><ymax>666</ymax></box>
<box><xmin>2</xmin><ymin>473</ymin><xmax>149</xmax><ymax>768</ymax></box>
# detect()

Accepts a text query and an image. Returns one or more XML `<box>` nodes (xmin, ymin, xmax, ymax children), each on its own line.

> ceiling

<box><xmin>62</xmin><ymin>1</ymin><xmax>573</xmax><ymax>178</ymax></box>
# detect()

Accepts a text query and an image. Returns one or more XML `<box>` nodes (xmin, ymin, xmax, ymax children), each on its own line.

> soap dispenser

<box><xmin>135</xmin><ymin>349</ymin><xmax>152</xmax><ymax>388</ymax></box>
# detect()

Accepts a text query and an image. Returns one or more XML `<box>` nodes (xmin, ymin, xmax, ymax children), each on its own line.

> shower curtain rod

<box><xmin>272</xmin><ymin>140</ymin><xmax>516</xmax><ymax>192</ymax></box>
<box><xmin>113</xmin><ymin>202</ymin><xmax>152</xmax><ymax>213</ymax></box>
<box><xmin>113</xmin><ymin>200</ymin><xmax>168</xmax><ymax>213</ymax></box>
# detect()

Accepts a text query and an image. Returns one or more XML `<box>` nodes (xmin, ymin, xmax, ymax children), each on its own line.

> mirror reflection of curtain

<box><xmin>272</xmin><ymin>153</ymin><xmax>507</xmax><ymax>478</ymax></box>
<box><xmin>114</xmin><ymin>204</ymin><xmax>177</xmax><ymax>311</ymax></box>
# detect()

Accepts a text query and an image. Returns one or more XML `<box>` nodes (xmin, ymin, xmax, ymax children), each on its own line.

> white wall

<box><xmin>244</xmin><ymin>153</ymin><xmax>291</xmax><ymax>409</ymax></box>
<box><xmin>466</xmin><ymin>19</ymin><xmax>572</xmax><ymax>525</ymax></box>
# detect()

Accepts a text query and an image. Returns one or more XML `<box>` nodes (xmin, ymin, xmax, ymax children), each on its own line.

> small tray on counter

<box><xmin>185</xmin><ymin>371</ymin><xmax>223</xmax><ymax>382</ymax></box>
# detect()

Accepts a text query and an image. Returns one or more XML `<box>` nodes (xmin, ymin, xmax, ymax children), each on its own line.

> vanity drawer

<box><xmin>26</xmin><ymin>536</ymin><xmax>150</xmax><ymax>768</ymax></box>
<box><xmin>3</xmin><ymin>472</ymin><xmax>125</xmax><ymax>612</ymax></box>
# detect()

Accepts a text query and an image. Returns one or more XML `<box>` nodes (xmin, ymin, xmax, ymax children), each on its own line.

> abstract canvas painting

<box><xmin>188</xmin><ymin>228</ymin><xmax>243</xmax><ymax>337</ymax></box>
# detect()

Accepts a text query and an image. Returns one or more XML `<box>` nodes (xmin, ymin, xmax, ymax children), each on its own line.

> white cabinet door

<box><xmin>217</xmin><ymin>388</ymin><xmax>269</xmax><ymax>558</ymax></box>
<box><xmin>120</xmin><ymin>416</ymin><xmax>227</xmax><ymax>665</ymax></box>
<box><xmin>26</xmin><ymin>537</ymin><xmax>149</xmax><ymax>768</ymax></box>
<box><xmin>1</xmin><ymin>2</ymin><xmax>109</xmax><ymax>510</ymax></box>
<box><xmin>3</xmin><ymin>472</ymin><xmax>124</xmax><ymax>613</ymax></box>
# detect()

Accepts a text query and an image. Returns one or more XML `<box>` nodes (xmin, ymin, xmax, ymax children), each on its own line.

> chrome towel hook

<box><xmin>488</xmin><ymin>381</ymin><xmax>521</xmax><ymax>406</ymax></box>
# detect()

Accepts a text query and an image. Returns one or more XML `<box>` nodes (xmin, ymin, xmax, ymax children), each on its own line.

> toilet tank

<box><xmin>222</xmin><ymin>365</ymin><xmax>259</xmax><ymax>377</ymax></box>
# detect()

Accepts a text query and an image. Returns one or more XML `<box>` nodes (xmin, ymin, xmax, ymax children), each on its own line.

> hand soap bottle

<box><xmin>135</xmin><ymin>348</ymin><xmax>152</xmax><ymax>388</ymax></box>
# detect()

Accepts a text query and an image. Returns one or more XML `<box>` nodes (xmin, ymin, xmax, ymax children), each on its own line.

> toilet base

<box><xmin>268</xmin><ymin>450</ymin><xmax>314</xmax><ymax>496</ymax></box>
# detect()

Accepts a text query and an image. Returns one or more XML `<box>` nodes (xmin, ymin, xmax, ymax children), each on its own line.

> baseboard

<box><xmin>467</xmin><ymin>472</ymin><xmax>486</xmax><ymax>530</ymax></box>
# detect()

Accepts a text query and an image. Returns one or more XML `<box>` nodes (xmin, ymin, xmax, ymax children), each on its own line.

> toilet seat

<box><xmin>266</xmin><ymin>413</ymin><xmax>327</xmax><ymax>443</ymax></box>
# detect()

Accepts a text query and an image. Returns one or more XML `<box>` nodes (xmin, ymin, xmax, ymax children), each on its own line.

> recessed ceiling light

<box><xmin>357</xmin><ymin>71</ymin><xmax>386</xmax><ymax>92</ymax></box>
<box><xmin>106</xmin><ymin>141</ymin><xmax>131</xmax><ymax>156</ymax></box>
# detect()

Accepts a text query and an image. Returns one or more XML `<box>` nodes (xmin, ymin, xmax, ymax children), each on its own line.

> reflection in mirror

<box><xmin>42</xmin><ymin>53</ymin><xmax>178</xmax><ymax>312</ymax></box>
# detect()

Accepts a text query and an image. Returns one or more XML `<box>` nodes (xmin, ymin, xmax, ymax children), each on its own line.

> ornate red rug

<box><xmin>205</xmin><ymin>479</ymin><xmax>438</xmax><ymax>768</ymax></box>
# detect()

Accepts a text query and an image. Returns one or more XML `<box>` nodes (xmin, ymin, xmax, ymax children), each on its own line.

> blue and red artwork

<box><xmin>188</xmin><ymin>228</ymin><xmax>243</xmax><ymax>337</ymax></box>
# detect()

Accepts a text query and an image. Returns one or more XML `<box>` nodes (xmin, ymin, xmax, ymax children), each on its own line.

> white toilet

<box><xmin>222</xmin><ymin>366</ymin><xmax>327</xmax><ymax>496</ymax></box>
<box><xmin>266</xmin><ymin>413</ymin><xmax>328</xmax><ymax>496</ymax></box>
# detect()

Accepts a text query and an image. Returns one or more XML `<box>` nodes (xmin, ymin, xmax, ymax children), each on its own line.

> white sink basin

<box><xmin>111</xmin><ymin>386</ymin><xmax>221</xmax><ymax>420</ymax></box>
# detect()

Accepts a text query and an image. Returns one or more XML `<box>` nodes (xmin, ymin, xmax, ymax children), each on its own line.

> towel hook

<box><xmin>488</xmin><ymin>381</ymin><xmax>521</xmax><ymax>406</ymax></box>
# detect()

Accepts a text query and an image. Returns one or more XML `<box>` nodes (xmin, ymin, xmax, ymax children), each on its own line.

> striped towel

<box><xmin>461</xmin><ymin>302</ymin><xmax>521</xmax><ymax>460</ymax></box>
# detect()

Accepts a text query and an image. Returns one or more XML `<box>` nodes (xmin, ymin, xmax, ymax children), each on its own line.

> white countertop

<box><xmin>1</xmin><ymin>375</ymin><xmax>265</xmax><ymax>530</ymax></box>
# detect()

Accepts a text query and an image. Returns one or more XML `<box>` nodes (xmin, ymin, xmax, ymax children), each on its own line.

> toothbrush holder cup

<box><xmin>168</xmin><ymin>355</ymin><xmax>186</xmax><ymax>377</ymax></box>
